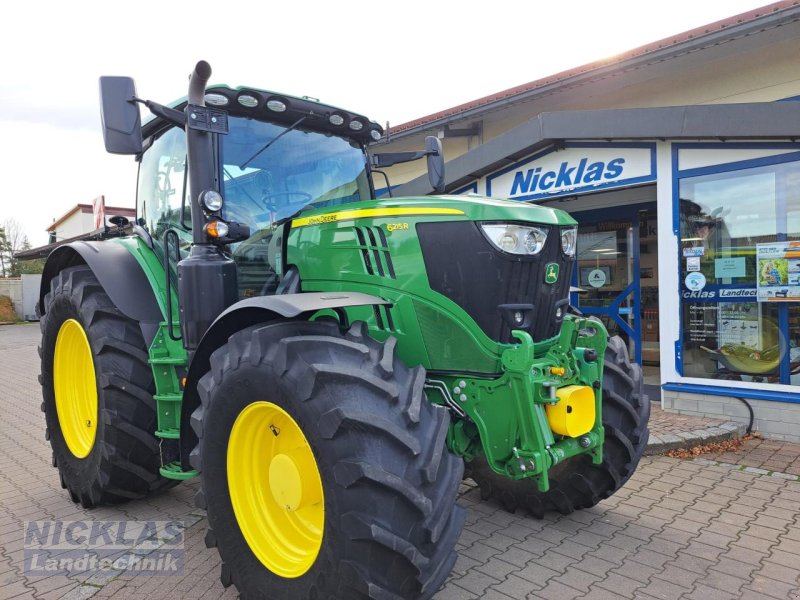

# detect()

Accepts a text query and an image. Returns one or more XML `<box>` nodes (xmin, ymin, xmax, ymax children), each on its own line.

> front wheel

<box><xmin>467</xmin><ymin>335</ymin><xmax>650</xmax><ymax>517</ymax></box>
<box><xmin>39</xmin><ymin>265</ymin><xmax>177</xmax><ymax>507</ymax></box>
<box><xmin>191</xmin><ymin>320</ymin><xmax>465</xmax><ymax>600</ymax></box>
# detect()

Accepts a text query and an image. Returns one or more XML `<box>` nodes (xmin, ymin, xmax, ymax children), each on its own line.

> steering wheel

<box><xmin>262</xmin><ymin>191</ymin><xmax>313</xmax><ymax>213</ymax></box>
<box><xmin>263</xmin><ymin>190</ymin><xmax>313</xmax><ymax>206</ymax></box>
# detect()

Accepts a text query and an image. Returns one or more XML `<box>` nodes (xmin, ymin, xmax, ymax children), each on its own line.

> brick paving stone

<box><xmin>582</xmin><ymin>545</ymin><xmax>629</xmax><ymax>568</ymax></box>
<box><xmin>495</xmin><ymin>546</ymin><xmax>540</xmax><ymax>568</ymax></box>
<box><xmin>581</xmin><ymin>587</ymin><xmax>632</xmax><ymax>600</ymax></box>
<box><xmin>761</xmin><ymin>506</ymin><xmax>798</xmax><ymax>522</ymax></box>
<box><xmin>488</xmin><ymin>573</ymin><xmax>541</xmax><ymax>598</ymax></box>
<box><xmin>551</xmin><ymin>540</ymin><xmax>594</xmax><ymax>561</ymax></box>
<box><xmin>636</xmin><ymin>577</ymin><xmax>693</xmax><ymax>600</ymax></box>
<box><xmin>482</xmin><ymin>532</ymin><xmax>521</xmax><ymax>552</ymax></box>
<box><xmin>746</xmin><ymin>576</ymin><xmax>799</xmax><ymax>600</ymax></box>
<box><xmin>571</xmin><ymin>554</ymin><xmax>617</xmax><ymax>578</ymax></box>
<box><xmin>615</xmin><ymin>558</ymin><xmax>659</xmax><ymax>583</ymax></box>
<box><xmin>529</xmin><ymin>579</ymin><xmax>583</xmax><ymax>600</ymax></box>
<box><xmin>434</xmin><ymin>581</ymin><xmax>478</xmax><ymax>600</ymax></box>
<box><xmin>666</xmin><ymin>553</ymin><xmax>715</xmax><ymax>576</ymax></box>
<box><xmin>474</xmin><ymin>557</ymin><xmax>519</xmax><ymax>581</ymax></box>
<box><xmin>652</xmin><ymin>526</ymin><xmax>695</xmax><ymax>547</ymax></box>
<box><xmin>639</xmin><ymin>536</ymin><xmax>684</xmax><ymax>558</ymax></box>
<box><xmin>537</xmin><ymin>525</ymin><xmax>577</xmax><ymax>546</ymax></box>
<box><xmin>693</xmin><ymin>530</ymin><xmax>738</xmax><ymax>550</ymax></box>
<box><xmin>766</xmin><ymin>548</ymin><xmax>800</xmax><ymax>569</ymax></box>
<box><xmin>683</xmin><ymin>541</ymin><xmax>727</xmax><ymax>562</ymax></box>
<box><xmin>461</xmin><ymin>540</ymin><xmax>501</xmax><ymax>563</ymax></box>
<box><xmin>450</xmin><ymin>552</ymin><xmax>482</xmax><ymax>576</ymax></box>
<box><xmin>732</xmin><ymin>532</ymin><xmax>778</xmax><ymax>554</ymax></box>
<box><xmin>702</xmin><ymin>567</ymin><xmax>753</xmax><ymax>593</ymax></box>
<box><xmin>684</xmin><ymin>582</ymin><xmax>740</xmax><ymax>600</ymax></box>
<box><xmin>606</xmin><ymin>532</ymin><xmax>649</xmax><ymax>553</ymax></box>
<box><xmin>549</xmin><ymin>518</ymin><xmax>585</xmax><ymax>536</ymax></box>
<box><xmin>629</xmin><ymin>548</ymin><xmax>674</xmax><ymax>570</ymax></box>
<box><xmin>711</xmin><ymin>555</ymin><xmax>760</xmax><ymax>579</ymax></box>
<box><xmin>651</xmin><ymin>565</ymin><xmax>704</xmax><ymax>590</ymax></box>
<box><xmin>756</xmin><ymin>561</ymin><xmax>800</xmax><ymax>585</ymax></box>
<box><xmin>552</xmin><ymin>566</ymin><xmax>604</xmax><ymax>592</ymax></box>
<box><xmin>513</xmin><ymin>536</ymin><xmax>556</xmax><ymax>557</ymax></box>
<box><xmin>450</xmin><ymin>570</ymin><xmax>501</xmax><ymax>596</ymax></box>
<box><xmin>669</xmin><ymin>518</ymin><xmax>706</xmax><ymax>535</ymax></box>
<box><xmin>531</xmin><ymin>550</ymin><xmax>576</xmax><ymax>574</ymax></box>
<box><xmin>515</xmin><ymin>561</ymin><xmax>561</xmax><ymax>585</ymax></box>
<box><xmin>715</xmin><ymin>510</ymin><xmax>754</xmax><ymax>528</ymax></box>
<box><xmin>594</xmin><ymin>571</ymin><xmax>644</xmax><ymax>598</ymax></box>
<box><xmin>753</xmin><ymin>514</ymin><xmax>793</xmax><ymax>533</ymax></box>
<box><xmin>478</xmin><ymin>589</ymin><xmax>517</xmax><ymax>600</ymax></box>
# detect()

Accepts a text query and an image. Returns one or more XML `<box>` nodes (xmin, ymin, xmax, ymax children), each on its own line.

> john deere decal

<box><xmin>545</xmin><ymin>263</ymin><xmax>559</xmax><ymax>284</ymax></box>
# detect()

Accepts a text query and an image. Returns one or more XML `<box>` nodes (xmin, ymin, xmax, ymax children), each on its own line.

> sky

<box><xmin>0</xmin><ymin>0</ymin><xmax>778</xmax><ymax>246</ymax></box>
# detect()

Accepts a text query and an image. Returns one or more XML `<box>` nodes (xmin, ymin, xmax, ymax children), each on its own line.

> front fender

<box><xmin>179</xmin><ymin>291</ymin><xmax>389</xmax><ymax>469</ymax></box>
<box><xmin>39</xmin><ymin>241</ymin><xmax>163</xmax><ymax>343</ymax></box>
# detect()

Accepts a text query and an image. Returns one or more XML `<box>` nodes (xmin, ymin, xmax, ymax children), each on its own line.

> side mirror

<box><xmin>99</xmin><ymin>76</ymin><xmax>142</xmax><ymax>155</ymax></box>
<box><xmin>425</xmin><ymin>136</ymin><xmax>445</xmax><ymax>194</ymax></box>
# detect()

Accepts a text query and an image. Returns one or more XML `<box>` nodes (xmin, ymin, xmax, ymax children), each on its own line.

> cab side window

<box><xmin>138</xmin><ymin>127</ymin><xmax>190</xmax><ymax>242</ymax></box>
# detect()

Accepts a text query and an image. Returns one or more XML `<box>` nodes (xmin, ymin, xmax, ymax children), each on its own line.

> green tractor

<box><xmin>38</xmin><ymin>61</ymin><xmax>649</xmax><ymax>599</ymax></box>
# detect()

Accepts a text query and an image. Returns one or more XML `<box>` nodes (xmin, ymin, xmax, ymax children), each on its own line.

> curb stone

<box><xmin>644</xmin><ymin>420</ymin><xmax>747</xmax><ymax>456</ymax></box>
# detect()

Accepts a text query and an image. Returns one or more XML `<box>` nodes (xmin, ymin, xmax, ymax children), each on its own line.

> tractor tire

<box><xmin>191</xmin><ymin>320</ymin><xmax>465</xmax><ymax>600</ymax></box>
<box><xmin>39</xmin><ymin>265</ymin><xmax>177</xmax><ymax>508</ymax></box>
<box><xmin>466</xmin><ymin>335</ymin><xmax>649</xmax><ymax>517</ymax></box>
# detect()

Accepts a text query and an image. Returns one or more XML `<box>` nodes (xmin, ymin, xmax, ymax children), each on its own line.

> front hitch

<box><xmin>443</xmin><ymin>315</ymin><xmax>608</xmax><ymax>492</ymax></box>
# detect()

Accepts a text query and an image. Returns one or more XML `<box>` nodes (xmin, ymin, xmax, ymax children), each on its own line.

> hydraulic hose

<box><xmin>735</xmin><ymin>396</ymin><xmax>754</xmax><ymax>435</ymax></box>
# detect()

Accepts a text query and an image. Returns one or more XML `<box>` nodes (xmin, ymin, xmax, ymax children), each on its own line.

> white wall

<box><xmin>52</xmin><ymin>211</ymin><xmax>95</xmax><ymax>241</ymax></box>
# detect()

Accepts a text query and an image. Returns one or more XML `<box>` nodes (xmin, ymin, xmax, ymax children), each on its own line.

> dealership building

<box><xmin>376</xmin><ymin>1</ymin><xmax>800</xmax><ymax>440</ymax></box>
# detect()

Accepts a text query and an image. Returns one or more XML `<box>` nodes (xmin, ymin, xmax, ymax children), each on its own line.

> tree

<box><xmin>12</xmin><ymin>238</ymin><xmax>45</xmax><ymax>275</ymax></box>
<box><xmin>2</xmin><ymin>218</ymin><xmax>44</xmax><ymax>276</ymax></box>
<box><xmin>0</xmin><ymin>226</ymin><xmax>9</xmax><ymax>278</ymax></box>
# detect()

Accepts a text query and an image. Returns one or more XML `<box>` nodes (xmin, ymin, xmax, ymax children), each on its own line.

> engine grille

<box><xmin>354</xmin><ymin>226</ymin><xmax>396</xmax><ymax>279</ymax></box>
<box><xmin>416</xmin><ymin>221</ymin><xmax>573</xmax><ymax>344</ymax></box>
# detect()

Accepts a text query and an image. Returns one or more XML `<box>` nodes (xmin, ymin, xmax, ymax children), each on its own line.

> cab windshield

<box><xmin>219</xmin><ymin>116</ymin><xmax>372</xmax><ymax>299</ymax></box>
<box><xmin>220</xmin><ymin>116</ymin><xmax>372</xmax><ymax>230</ymax></box>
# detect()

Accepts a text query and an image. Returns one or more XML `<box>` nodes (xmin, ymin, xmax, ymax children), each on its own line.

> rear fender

<box><xmin>179</xmin><ymin>292</ymin><xmax>390</xmax><ymax>469</ymax></box>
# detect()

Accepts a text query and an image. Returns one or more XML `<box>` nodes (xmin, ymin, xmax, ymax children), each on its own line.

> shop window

<box><xmin>678</xmin><ymin>156</ymin><xmax>800</xmax><ymax>385</ymax></box>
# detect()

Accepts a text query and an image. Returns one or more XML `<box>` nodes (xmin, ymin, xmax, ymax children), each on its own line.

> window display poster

<box><xmin>756</xmin><ymin>241</ymin><xmax>800</xmax><ymax>301</ymax></box>
<box><xmin>718</xmin><ymin>303</ymin><xmax>760</xmax><ymax>348</ymax></box>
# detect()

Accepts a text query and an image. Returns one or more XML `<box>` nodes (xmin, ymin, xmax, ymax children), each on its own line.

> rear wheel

<box><xmin>39</xmin><ymin>265</ymin><xmax>177</xmax><ymax>508</ymax></box>
<box><xmin>467</xmin><ymin>335</ymin><xmax>649</xmax><ymax>517</ymax></box>
<box><xmin>191</xmin><ymin>320</ymin><xmax>465</xmax><ymax>600</ymax></box>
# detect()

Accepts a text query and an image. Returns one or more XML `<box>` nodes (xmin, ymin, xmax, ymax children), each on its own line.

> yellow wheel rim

<box><xmin>227</xmin><ymin>401</ymin><xmax>324</xmax><ymax>578</ymax></box>
<box><xmin>53</xmin><ymin>318</ymin><xmax>98</xmax><ymax>459</ymax></box>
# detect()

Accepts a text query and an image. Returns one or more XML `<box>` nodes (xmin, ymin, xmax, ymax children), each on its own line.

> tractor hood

<box><xmin>289</xmin><ymin>195</ymin><xmax>577</xmax><ymax>229</ymax></box>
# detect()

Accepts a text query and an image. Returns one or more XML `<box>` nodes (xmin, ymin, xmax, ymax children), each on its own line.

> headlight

<box><xmin>199</xmin><ymin>190</ymin><xmax>224</xmax><ymax>212</ymax></box>
<box><xmin>561</xmin><ymin>227</ymin><xmax>577</xmax><ymax>257</ymax></box>
<box><xmin>480</xmin><ymin>224</ymin><xmax>548</xmax><ymax>255</ymax></box>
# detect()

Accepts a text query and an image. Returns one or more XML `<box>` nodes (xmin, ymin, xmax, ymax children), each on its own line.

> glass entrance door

<box><xmin>573</xmin><ymin>212</ymin><xmax>642</xmax><ymax>364</ymax></box>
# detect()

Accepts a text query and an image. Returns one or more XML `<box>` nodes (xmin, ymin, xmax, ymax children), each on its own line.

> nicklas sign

<box><xmin>485</xmin><ymin>145</ymin><xmax>655</xmax><ymax>201</ymax></box>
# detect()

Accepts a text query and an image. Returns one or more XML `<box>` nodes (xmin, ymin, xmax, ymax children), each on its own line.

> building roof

<box><xmin>48</xmin><ymin>203</ymin><xmax>135</xmax><ymax>232</ymax></box>
<box><xmin>388</xmin><ymin>1</ymin><xmax>800</xmax><ymax>138</ymax></box>
<box><xmin>394</xmin><ymin>102</ymin><xmax>800</xmax><ymax>196</ymax></box>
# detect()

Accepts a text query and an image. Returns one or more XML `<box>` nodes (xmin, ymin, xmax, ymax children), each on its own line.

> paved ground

<box><xmin>2</xmin><ymin>323</ymin><xmax>799</xmax><ymax>600</ymax></box>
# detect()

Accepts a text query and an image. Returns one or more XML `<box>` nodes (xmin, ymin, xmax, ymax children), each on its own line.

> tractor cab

<box><xmin>133</xmin><ymin>84</ymin><xmax>442</xmax><ymax>299</ymax></box>
<box><xmin>135</xmin><ymin>86</ymin><xmax>380</xmax><ymax>297</ymax></box>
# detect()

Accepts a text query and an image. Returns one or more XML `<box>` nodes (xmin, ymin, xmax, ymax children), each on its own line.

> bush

<box><xmin>0</xmin><ymin>295</ymin><xmax>17</xmax><ymax>322</ymax></box>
